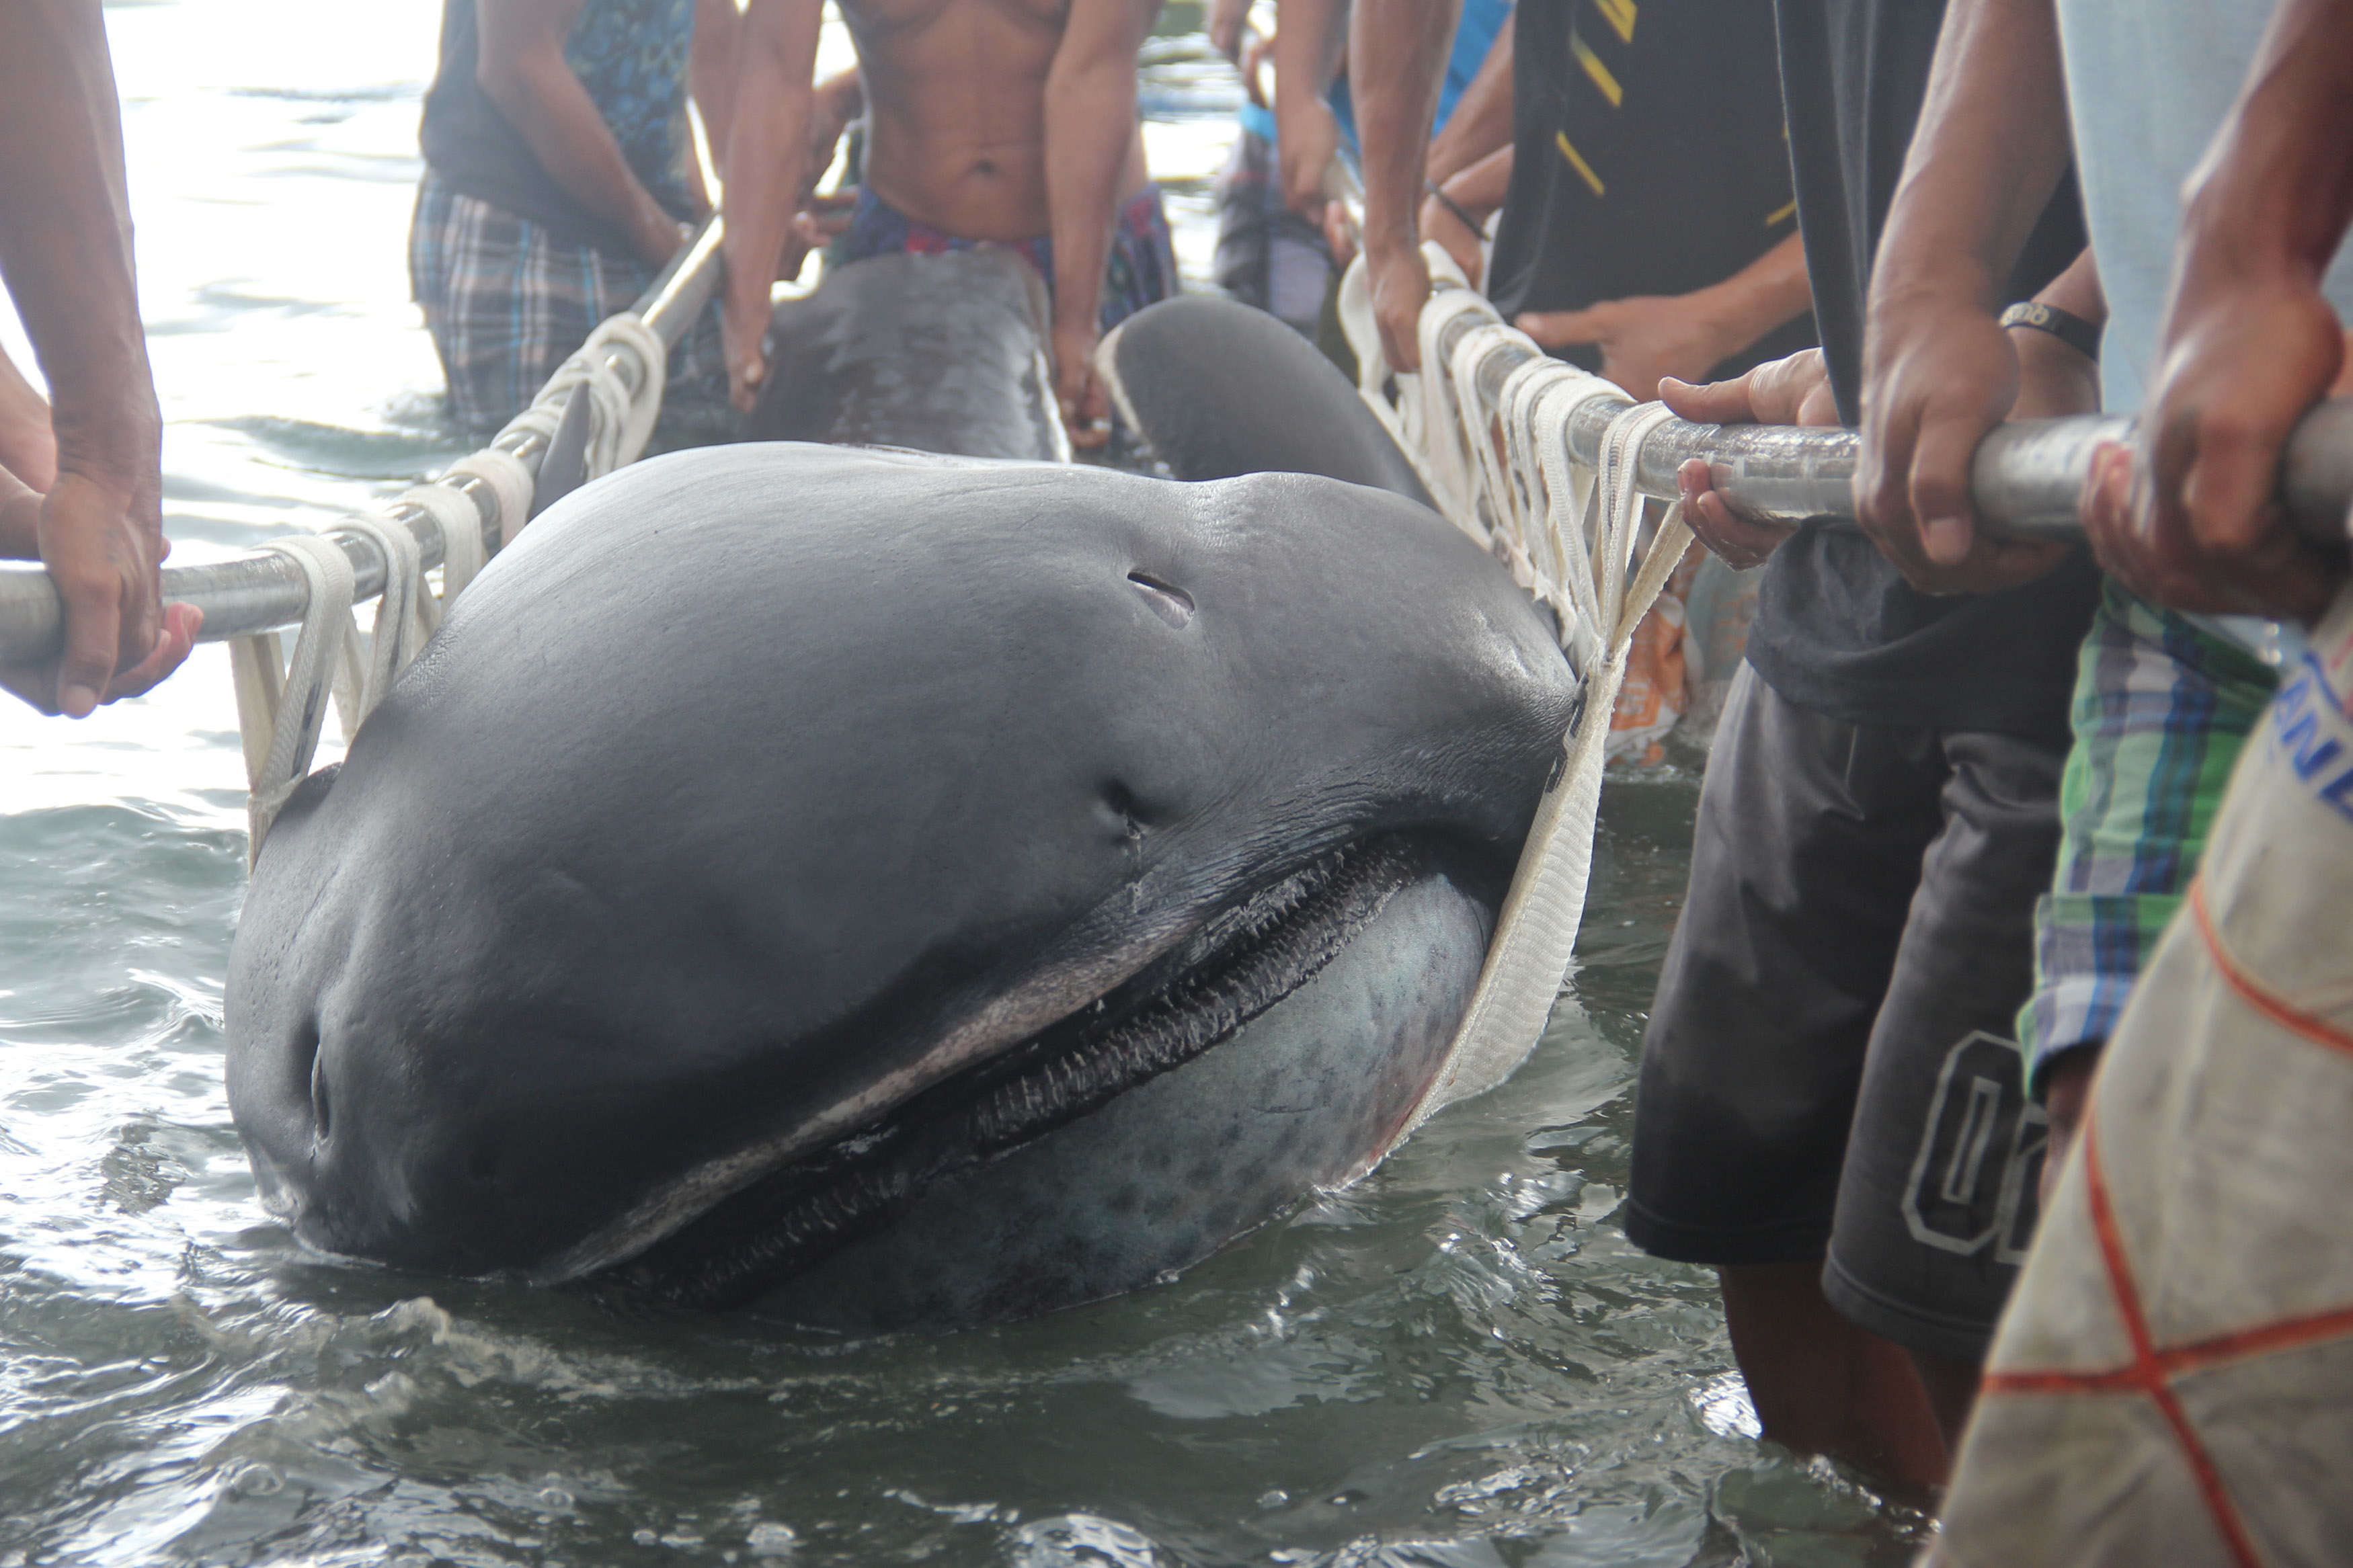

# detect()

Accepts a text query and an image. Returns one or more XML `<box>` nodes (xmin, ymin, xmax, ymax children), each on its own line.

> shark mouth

<box><xmin>592</xmin><ymin>831</ymin><xmax>1470</xmax><ymax>1310</ymax></box>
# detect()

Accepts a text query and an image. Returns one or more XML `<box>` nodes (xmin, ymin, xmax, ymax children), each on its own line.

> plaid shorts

<box><xmin>1211</xmin><ymin>123</ymin><xmax>1334</xmax><ymax>337</ymax></box>
<box><xmin>2018</xmin><ymin>581</ymin><xmax>2278</xmax><ymax>1089</ymax></box>
<box><xmin>408</xmin><ymin>172</ymin><xmax>725</xmax><ymax>441</ymax></box>
<box><xmin>830</xmin><ymin>183</ymin><xmax>1179</xmax><ymax>333</ymax></box>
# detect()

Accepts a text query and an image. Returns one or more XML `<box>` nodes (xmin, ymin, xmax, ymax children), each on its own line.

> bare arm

<box><xmin>1419</xmin><ymin>142</ymin><xmax>1509</xmax><ymax>283</ymax></box>
<box><xmin>475</xmin><ymin>0</ymin><xmax>689</xmax><ymax>266</ymax></box>
<box><xmin>1425</xmin><ymin>19</ymin><xmax>1510</xmax><ymax>186</ymax></box>
<box><xmin>1854</xmin><ymin>0</ymin><xmax>2076</xmax><ymax>592</ymax></box>
<box><xmin>0</xmin><ymin>0</ymin><xmax>194</xmax><ymax>717</ymax></box>
<box><xmin>716</xmin><ymin>0</ymin><xmax>822</xmax><ymax>409</ymax></box>
<box><xmin>2081</xmin><ymin>0</ymin><xmax>2353</xmax><ymax>622</ymax></box>
<box><xmin>1351</xmin><ymin>0</ymin><xmax>1459</xmax><ymax>370</ymax></box>
<box><xmin>1518</xmin><ymin>229</ymin><xmax>1812</xmax><ymax>398</ymax></box>
<box><xmin>1044</xmin><ymin>0</ymin><xmax>1161</xmax><ymax>447</ymax></box>
<box><xmin>1209</xmin><ymin>0</ymin><xmax>1250</xmax><ymax>61</ymax></box>
<box><xmin>2005</xmin><ymin>243</ymin><xmax>2102</xmax><ymax>419</ymax></box>
<box><xmin>689</xmin><ymin>0</ymin><xmax>742</xmax><ymax>184</ymax></box>
<box><xmin>1270</xmin><ymin>0</ymin><xmax>1345</xmax><ymax>218</ymax></box>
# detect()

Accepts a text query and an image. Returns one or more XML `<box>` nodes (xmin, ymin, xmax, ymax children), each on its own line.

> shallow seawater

<box><xmin>0</xmin><ymin>5</ymin><xmax>1923</xmax><ymax>1564</ymax></box>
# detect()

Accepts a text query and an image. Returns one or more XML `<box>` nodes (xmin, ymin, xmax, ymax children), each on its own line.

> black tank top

<box><xmin>419</xmin><ymin>0</ymin><xmax>697</xmax><ymax>253</ymax></box>
<box><xmin>1484</xmin><ymin>0</ymin><xmax>1818</xmax><ymax>382</ymax></box>
<box><xmin>1746</xmin><ymin>0</ymin><xmax>2100</xmax><ymax>743</ymax></box>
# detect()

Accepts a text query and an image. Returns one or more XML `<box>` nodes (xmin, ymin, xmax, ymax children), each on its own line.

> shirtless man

<box><xmin>721</xmin><ymin>0</ymin><xmax>1171</xmax><ymax>446</ymax></box>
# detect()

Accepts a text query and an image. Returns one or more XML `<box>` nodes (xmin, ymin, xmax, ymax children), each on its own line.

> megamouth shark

<box><xmin>226</xmin><ymin>256</ymin><xmax>1579</xmax><ymax>1331</ymax></box>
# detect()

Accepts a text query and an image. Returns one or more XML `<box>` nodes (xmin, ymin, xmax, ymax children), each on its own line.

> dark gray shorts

<box><xmin>1624</xmin><ymin>663</ymin><xmax>2061</xmax><ymax>1363</ymax></box>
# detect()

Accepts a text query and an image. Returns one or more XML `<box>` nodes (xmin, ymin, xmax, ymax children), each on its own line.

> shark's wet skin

<box><xmin>225</xmin><ymin>271</ymin><xmax>1579</xmax><ymax>1331</ymax></box>
<box><xmin>225</xmin><ymin>448</ymin><xmax>1574</xmax><ymax>1328</ymax></box>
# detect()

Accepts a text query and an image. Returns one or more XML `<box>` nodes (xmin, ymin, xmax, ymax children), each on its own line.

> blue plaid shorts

<box><xmin>408</xmin><ymin>172</ymin><xmax>725</xmax><ymax>440</ymax></box>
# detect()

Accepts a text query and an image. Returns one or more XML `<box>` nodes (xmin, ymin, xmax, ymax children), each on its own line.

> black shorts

<box><xmin>1624</xmin><ymin>664</ymin><xmax>2061</xmax><ymax>1363</ymax></box>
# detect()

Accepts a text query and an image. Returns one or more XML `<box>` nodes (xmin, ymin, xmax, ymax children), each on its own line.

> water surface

<box><xmin>0</xmin><ymin>7</ymin><xmax>1921</xmax><ymax>1563</ymax></box>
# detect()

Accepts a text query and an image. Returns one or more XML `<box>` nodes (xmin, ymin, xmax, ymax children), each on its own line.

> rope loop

<box><xmin>231</xmin><ymin>533</ymin><xmax>357</xmax><ymax>860</ymax></box>
<box><xmin>327</xmin><ymin>511</ymin><xmax>427</xmax><ymax>732</ymax></box>
<box><xmin>439</xmin><ymin>447</ymin><xmax>532</xmax><ymax>579</ymax></box>
<box><xmin>486</xmin><ymin>309</ymin><xmax>668</xmax><ymax>485</ymax></box>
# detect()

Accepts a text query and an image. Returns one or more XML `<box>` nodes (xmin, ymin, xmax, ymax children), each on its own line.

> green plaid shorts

<box><xmin>2020</xmin><ymin>581</ymin><xmax>2278</xmax><ymax>1090</ymax></box>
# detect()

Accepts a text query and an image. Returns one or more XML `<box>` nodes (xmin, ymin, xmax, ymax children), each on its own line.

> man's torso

<box><xmin>842</xmin><ymin>0</ymin><xmax>1144</xmax><ymax>243</ymax></box>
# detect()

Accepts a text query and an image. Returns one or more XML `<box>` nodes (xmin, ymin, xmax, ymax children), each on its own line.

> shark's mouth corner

<box><xmin>586</xmin><ymin>830</ymin><xmax>1497</xmax><ymax>1311</ymax></box>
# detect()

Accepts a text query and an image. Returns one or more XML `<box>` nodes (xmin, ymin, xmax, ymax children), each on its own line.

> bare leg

<box><xmin>1909</xmin><ymin>1347</ymin><xmax>1982</xmax><ymax>1454</ymax></box>
<box><xmin>1718</xmin><ymin>1260</ymin><xmax>1952</xmax><ymax>1493</ymax></box>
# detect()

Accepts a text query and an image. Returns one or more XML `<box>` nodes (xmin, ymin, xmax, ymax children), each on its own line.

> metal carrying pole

<box><xmin>1431</xmin><ymin>302</ymin><xmax>2353</xmax><ymax>542</ymax></box>
<box><xmin>3</xmin><ymin>254</ymin><xmax>2346</xmax><ymax>667</ymax></box>
<box><xmin>0</xmin><ymin>218</ymin><xmax>725</xmax><ymax>666</ymax></box>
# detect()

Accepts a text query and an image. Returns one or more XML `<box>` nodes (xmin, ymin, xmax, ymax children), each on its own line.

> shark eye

<box><xmin>1126</xmin><ymin>571</ymin><xmax>1194</xmax><ymax>628</ymax></box>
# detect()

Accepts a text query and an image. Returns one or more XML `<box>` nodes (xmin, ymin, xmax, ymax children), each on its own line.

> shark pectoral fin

<box><xmin>530</xmin><ymin>381</ymin><xmax>598</xmax><ymax>522</ymax></box>
<box><xmin>1102</xmin><ymin>296</ymin><xmax>1435</xmax><ymax>509</ymax></box>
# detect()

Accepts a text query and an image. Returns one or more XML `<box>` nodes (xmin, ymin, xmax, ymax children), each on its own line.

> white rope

<box><xmin>225</xmin><ymin>303</ymin><xmax>670</xmax><ymax>830</ymax></box>
<box><xmin>231</xmin><ymin>533</ymin><xmax>356</xmax><ymax>860</ymax></box>
<box><xmin>438</xmin><ymin>448</ymin><xmax>529</xmax><ymax>591</ymax></box>
<box><xmin>496</xmin><ymin>311</ymin><xmax>668</xmax><ymax>481</ymax></box>
<box><xmin>1341</xmin><ymin>259</ymin><xmax>1699</xmax><ymax>1127</ymax></box>
<box><xmin>327</xmin><ymin>511</ymin><xmax>428</xmax><ymax>737</ymax></box>
<box><xmin>1334</xmin><ymin>245</ymin><xmax>1479</xmax><ymax>538</ymax></box>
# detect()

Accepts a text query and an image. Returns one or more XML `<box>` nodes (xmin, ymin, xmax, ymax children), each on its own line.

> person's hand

<box><xmin>721</xmin><ymin>229</ymin><xmax>812</xmax><ymax>413</ymax></box>
<box><xmin>721</xmin><ymin>279</ymin><xmax>772</xmax><ymax>413</ymax></box>
<box><xmin>1517</xmin><ymin>294</ymin><xmax>1738</xmax><ymax>401</ymax></box>
<box><xmin>0</xmin><ymin>349</ymin><xmax>56</xmax><ymax>491</ymax></box>
<box><xmin>793</xmin><ymin>190</ymin><xmax>858</xmax><ymax>251</ymax></box>
<box><xmin>1855</xmin><ymin>296</ymin><xmax>2072</xmax><ymax>594</ymax></box>
<box><xmin>0</xmin><ymin>469</ymin><xmax>198</xmax><ymax>716</ymax></box>
<box><xmin>0</xmin><ymin>472</ymin><xmax>40</xmax><ymax>555</ymax></box>
<box><xmin>1239</xmin><ymin>29</ymin><xmax>1275</xmax><ymax>110</ymax></box>
<box><xmin>1053</xmin><ymin>319</ymin><xmax>1111</xmax><ymax>450</ymax></box>
<box><xmin>630</xmin><ymin>206</ymin><xmax>691</xmax><ymax>272</ymax></box>
<box><xmin>2007</xmin><ymin>321</ymin><xmax>2101</xmax><ymax>421</ymax></box>
<box><xmin>1277</xmin><ymin>97</ymin><xmax>1340</xmax><ymax>226</ymax></box>
<box><xmin>1322</xmin><ymin>200</ymin><xmax>1359</xmax><ymax>272</ymax></box>
<box><xmin>1207</xmin><ymin>0</ymin><xmax>1250</xmax><ymax>64</ymax></box>
<box><xmin>1365</xmin><ymin>240</ymin><xmax>1431</xmax><ymax>373</ymax></box>
<box><xmin>1419</xmin><ymin>189</ymin><xmax>1482</xmax><ymax>291</ymax></box>
<box><xmin>2080</xmin><ymin>274</ymin><xmax>2348</xmax><ymax>622</ymax></box>
<box><xmin>1657</xmin><ymin>348</ymin><xmax>1837</xmax><ymax>569</ymax></box>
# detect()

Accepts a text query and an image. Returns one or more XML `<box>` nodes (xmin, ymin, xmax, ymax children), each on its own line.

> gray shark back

<box><xmin>740</xmin><ymin>249</ymin><xmax>1069</xmax><ymax>461</ymax></box>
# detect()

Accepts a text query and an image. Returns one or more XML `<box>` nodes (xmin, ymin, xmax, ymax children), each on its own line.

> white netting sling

<box><xmin>231</xmin><ymin>311</ymin><xmax>669</xmax><ymax>858</ymax></box>
<box><xmin>1341</xmin><ymin>247</ymin><xmax>1695</xmax><ymax>1124</ymax></box>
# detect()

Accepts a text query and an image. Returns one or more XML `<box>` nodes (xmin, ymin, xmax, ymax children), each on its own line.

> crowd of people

<box><xmin>3</xmin><ymin>0</ymin><xmax>2350</xmax><ymax>1555</ymax></box>
<box><xmin>1329</xmin><ymin>0</ymin><xmax>2353</xmax><ymax>1552</ymax></box>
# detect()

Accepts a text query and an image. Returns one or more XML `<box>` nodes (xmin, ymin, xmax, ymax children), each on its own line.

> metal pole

<box><xmin>4</xmin><ymin>256</ymin><xmax>2345</xmax><ymax>666</ymax></box>
<box><xmin>0</xmin><ymin>218</ymin><xmax>725</xmax><ymax>663</ymax></box>
<box><xmin>1432</xmin><ymin>300</ymin><xmax>2353</xmax><ymax>542</ymax></box>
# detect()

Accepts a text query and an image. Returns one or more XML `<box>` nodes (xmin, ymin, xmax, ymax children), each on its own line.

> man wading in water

<box><xmin>717</xmin><ymin>0</ymin><xmax>1175</xmax><ymax>449</ymax></box>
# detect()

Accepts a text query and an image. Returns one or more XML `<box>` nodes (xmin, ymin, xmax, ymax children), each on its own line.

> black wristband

<box><xmin>1425</xmin><ymin>177</ymin><xmax>1484</xmax><ymax>241</ymax></box>
<box><xmin>1999</xmin><ymin>300</ymin><xmax>2101</xmax><ymax>362</ymax></box>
